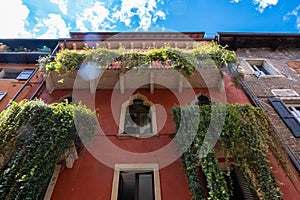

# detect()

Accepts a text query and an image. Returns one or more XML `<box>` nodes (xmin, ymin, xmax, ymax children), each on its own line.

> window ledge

<box><xmin>117</xmin><ymin>133</ymin><xmax>158</xmax><ymax>139</ymax></box>
<box><xmin>253</xmin><ymin>74</ymin><xmax>284</xmax><ymax>78</ymax></box>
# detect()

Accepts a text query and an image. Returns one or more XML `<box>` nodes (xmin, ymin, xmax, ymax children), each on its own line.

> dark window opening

<box><xmin>118</xmin><ymin>171</ymin><xmax>154</xmax><ymax>200</ymax></box>
<box><xmin>124</xmin><ymin>99</ymin><xmax>152</xmax><ymax>134</ymax></box>
<box><xmin>245</xmin><ymin>60</ymin><xmax>279</xmax><ymax>76</ymax></box>
<box><xmin>2</xmin><ymin>72</ymin><xmax>20</xmax><ymax>79</ymax></box>
<box><xmin>196</xmin><ymin>95</ymin><xmax>211</xmax><ymax>106</ymax></box>
<box><xmin>251</xmin><ymin>64</ymin><xmax>270</xmax><ymax>75</ymax></box>
<box><xmin>225</xmin><ymin>166</ymin><xmax>258</xmax><ymax>200</ymax></box>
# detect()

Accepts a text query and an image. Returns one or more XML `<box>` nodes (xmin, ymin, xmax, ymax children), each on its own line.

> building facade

<box><xmin>1</xmin><ymin>32</ymin><xmax>300</xmax><ymax>199</ymax></box>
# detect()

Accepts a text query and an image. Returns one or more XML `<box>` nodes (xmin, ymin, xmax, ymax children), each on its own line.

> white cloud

<box><xmin>32</xmin><ymin>14</ymin><xmax>70</xmax><ymax>38</ymax></box>
<box><xmin>284</xmin><ymin>5</ymin><xmax>300</xmax><ymax>32</ymax></box>
<box><xmin>153</xmin><ymin>10</ymin><xmax>166</xmax><ymax>22</ymax></box>
<box><xmin>0</xmin><ymin>0</ymin><xmax>167</xmax><ymax>38</ymax></box>
<box><xmin>112</xmin><ymin>0</ymin><xmax>166</xmax><ymax>31</ymax></box>
<box><xmin>0</xmin><ymin>0</ymin><xmax>31</xmax><ymax>38</ymax></box>
<box><xmin>50</xmin><ymin>0</ymin><xmax>68</xmax><ymax>15</ymax></box>
<box><xmin>75</xmin><ymin>2</ymin><xmax>111</xmax><ymax>31</ymax></box>
<box><xmin>230</xmin><ymin>0</ymin><xmax>240</xmax><ymax>3</ymax></box>
<box><xmin>253</xmin><ymin>0</ymin><xmax>278</xmax><ymax>13</ymax></box>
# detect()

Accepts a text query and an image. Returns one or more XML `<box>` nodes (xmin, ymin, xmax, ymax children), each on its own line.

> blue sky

<box><xmin>0</xmin><ymin>0</ymin><xmax>299</xmax><ymax>38</ymax></box>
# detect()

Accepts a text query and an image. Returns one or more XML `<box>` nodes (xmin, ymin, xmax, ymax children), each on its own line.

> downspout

<box><xmin>29</xmin><ymin>81</ymin><xmax>45</xmax><ymax>100</ymax></box>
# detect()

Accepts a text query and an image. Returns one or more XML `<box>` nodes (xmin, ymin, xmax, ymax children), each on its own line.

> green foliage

<box><xmin>0</xmin><ymin>100</ymin><xmax>96</xmax><ymax>200</ymax></box>
<box><xmin>46</xmin><ymin>49</ymin><xmax>87</xmax><ymax>72</ymax></box>
<box><xmin>172</xmin><ymin>104</ymin><xmax>282</xmax><ymax>200</ymax></box>
<box><xmin>201</xmin><ymin>151</ymin><xmax>230</xmax><ymax>200</ymax></box>
<box><xmin>84</xmin><ymin>47</ymin><xmax>120</xmax><ymax>68</ymax></box>
<box><xmin>182</xmin><ymin>150</ymin><xmax>206</xmax><ymax>200</ymax></box>
<box><xmin>44</xmin><ymin>42</ymin><xmax>237</xmax><ymax>77</ymax></box>
<box><xmin>116</xmin><ymin>51</ymin><xmax>149</xmax><ymax>69</ymax></box>
<box><xmin>192</xmin><ymin>41</ymin><xmax>237</xmax><ymax>67</ymax></box>
<box><xmin>146</xmin><ymin>47</ymin><xmax>197</xmax><ymax>76</ymax></box>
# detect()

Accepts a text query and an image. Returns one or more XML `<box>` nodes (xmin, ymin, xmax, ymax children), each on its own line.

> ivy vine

<box><xmin>172</xmin><ymin>104</ymin><xmax>282</xmax><ymax>200</ymax></box>
<box><xmin>0</xmin><ymin>100</ymin><xmax>97</xmax><ymax>200</ymax></box>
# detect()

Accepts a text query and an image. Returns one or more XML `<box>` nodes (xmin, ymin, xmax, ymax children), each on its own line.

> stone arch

<box><xmin>118</xmin><ymin>93</ymin><xmax>157</xmax><ymax>137</ymax></box>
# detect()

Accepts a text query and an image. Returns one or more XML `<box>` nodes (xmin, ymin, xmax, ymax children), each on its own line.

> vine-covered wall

<box><xmin>172</xmin><ymin>104</ymin><xmax>282</xmax><ymax>200</ymax></box>
<box><xmin>0</xmin><ymin>100</ymin><xmax>96</xmax><ymax>200</ymax></box>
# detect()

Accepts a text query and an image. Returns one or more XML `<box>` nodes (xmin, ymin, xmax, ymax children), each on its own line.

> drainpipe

<box><xmin>29</xmin><ymin>80</ymin><xmax>45</xmax><ymax>100</ymax></box>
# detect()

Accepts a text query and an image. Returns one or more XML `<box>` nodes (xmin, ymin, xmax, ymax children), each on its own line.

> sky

<box><xmin>0</xmin><ymin>0</ymin><xmax>299</xmax><ymax>38</ymax></box>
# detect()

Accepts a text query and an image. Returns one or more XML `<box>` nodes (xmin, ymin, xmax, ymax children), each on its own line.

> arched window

<box><xmin>118</xmin><ymin>93</ymin><xmax>157</xmax><ymax>137</ymax></box>
<box><xmin>125</xmin><ymin>99</ymin><xmax>152</xmax><ymax>134</ymax></box>
<box><xmin>195</xmin><ymin>94</ymin><xmax>211</xmax><ymax>106</ymax></box>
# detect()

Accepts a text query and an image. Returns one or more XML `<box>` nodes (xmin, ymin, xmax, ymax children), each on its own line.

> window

<box><xmin>228</xmin><ymin>165</ymin><xmax>258</xmax><ymax>199</ymax></box>
<box><xmin>245</xmin><ymin>59</ymin><xmax>280</xmax><ymax>77</ymax></box>
<box><xmin>0</xmin><ymin>68</ymin><xmax>35</xmax><ymax>80</ymax></box>
<box><xmin>118</xmin><ymin>171</ymin><xmax>154</xmax><ymax>200</ymax></box>
<box><xmin>16</xmin><ymin>69</ymin><xmax>35</xmax><ymax>80</ymax></box>
<box><xmin>118</xmin><ymin>93</ymin><xmax>157</xmax><ymax>138</ymax></box>
<box><xmin>111</xmin><ymin>164</ymin><xmax>161</xmax><ymax>200</ymax></box>
<box><xmin>124</xmin><ymin>99</ymin><xmax>152</xmax><ymax>134</ymax></box>
<box><xmin>271</xmin><ymin>89</ymin><xmax>299</xmax><ymax>97</ymax></box>
<box><xmin>0</xmin><ymin>91</ymin><xmax>7</xmax><ymax>101</ymax></box>
<box><xmin>269</xmin><ymin>97</ymin><xmax>300</xmax><ymax>137</ymax></box>
<box><xmin>287</xmin><ymin>106</ymin><xmax>300</xmax><ymax>123</ymax></box>
<box><xmin>195</xmin><ymin>94</ymin><xmax>211</xmax><ymax>106</ymax></box>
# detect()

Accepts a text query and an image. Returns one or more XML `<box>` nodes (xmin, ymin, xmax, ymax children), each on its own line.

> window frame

<box><xmin>0</xmin><ymin>68</ymin><xmax>35</xmax><ymax>80</ymax></box>
<box><xmin>16</xmin><ymin>69</ymin><xmax>35</xmax><ymax>80</ymax></box>
<box><xmin>284</xmin><ymin>100</ymin><xmax>300</xmax><ymax>123</ymax></box>
<box><xmin>269</xmin><ymin>97</ymin><xmax>300</xmax><ymax>137</ymax></box>
<box><xmin>118</xmin><ymin>93</ymin><xmax>157</xmax><ymax>138</ymax></box>
<box><xmin>243</xmin><ymin>59</ymin><xmax>282</xmax><ymax>77</ymax></box>
<box><xmin>0</xmin><ymin>91</ymin><xmax>7</xmax><ymax>101</ymax></box>
<box><xmin>111</xmin><ymin>163</ymin><xmax>161</xmax><ymax>200</ymax></box>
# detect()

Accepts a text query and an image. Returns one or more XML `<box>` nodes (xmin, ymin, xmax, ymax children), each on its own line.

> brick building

<box><xmin>217</xmin><ymin>33</ymin><xmax>300</xmax><ymax>174</ymax></box>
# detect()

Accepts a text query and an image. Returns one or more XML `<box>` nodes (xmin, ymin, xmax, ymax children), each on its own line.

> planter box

<box><xmin>45</xmin><ymin>68</ymin><xmax>224</xmax><ymax>94</ymax></box>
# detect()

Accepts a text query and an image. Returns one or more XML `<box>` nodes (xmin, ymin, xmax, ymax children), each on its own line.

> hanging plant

<box><xmin>43</xmin><ymin>42</ymin><xmax>237</xmax><ymax>77</ymax></box>
<box><xmin>172</xmin><ymin>104</ymin><xmax>282</xmax><ymax>200</ymax></box>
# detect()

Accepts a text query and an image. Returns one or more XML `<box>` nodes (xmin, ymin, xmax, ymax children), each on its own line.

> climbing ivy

<box><xmin>0</xmin><ymin>100</ymin><xmax>97</xmax><ymax>200</ymax></box>
<box><xmin>172</xmin><ymin>104</ymin><xmax>282</xmax><ymax>200</ymax></box>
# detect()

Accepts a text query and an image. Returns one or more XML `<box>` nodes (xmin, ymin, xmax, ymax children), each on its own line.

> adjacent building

<box><xmin>217</xmin><ymin>32</ymin><xmax>300</xmax><ymax>173</ymax></box>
